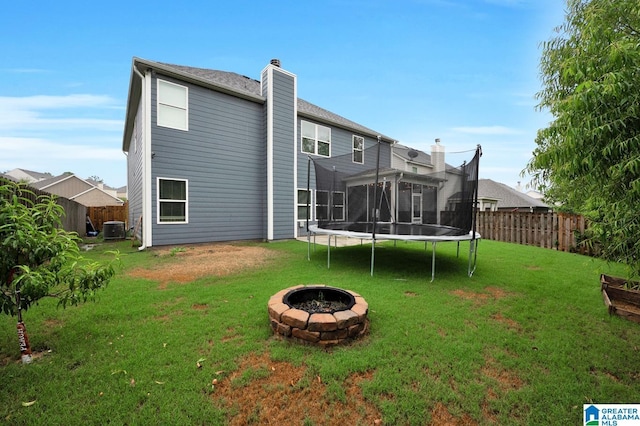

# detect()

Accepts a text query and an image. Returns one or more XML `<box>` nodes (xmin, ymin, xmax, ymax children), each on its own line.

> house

<box><xmin>4</xmin><ymin>168</ymin><xmax>53</xmax><ymax>184</ymax></box>
<box><xmin>120</xmin><ymin>58</ymin><xmax>485</xmax><ymax>248</ymax></box>
<box><xmin>477</xmin><ymin>179</ymin><xmax>549</xmax><ymax>212</ymax></box>
<box><xmin>122</xmin><ymin>58</ymin><xmax>396</xmax><ymax>247</ymax></box>
<box><xmin>86</xmin><ymin>178</ymin><xmax>126</xmax><ymax>200</ymax></box>
<box><xmin>32</xmin><ymin>173</ymin><xmax>125</xmax><ymax>207</ymax></box>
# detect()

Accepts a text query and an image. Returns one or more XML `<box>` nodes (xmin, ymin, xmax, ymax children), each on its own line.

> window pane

<box><xmin>301</xmin><ymin>121</ymin><xmax>315</xmax><ymax>139</ymax></box>
<box><xmin>353</xmin><ymin>136</ymin><xmax>363</xmax><ymax>150</ymax></box>
<box><xmin>318</xmin><ymin>141</ymin><xmax>330</xmax><ymax>156</ymax></box>
<box><xmin>297</xmin><ymin>189</ymin><xmax>310</xmax><ymax>204</ymax></box>
<box><xmin>316</xmin><ymin>206</ymin><xmax>328</xmax><ymax>220</ymax></box>
<box><xmin>333</xmin><ymin>206</ymin><xmax>344</xmax><ymax>221</ymax></box>
<box><xmin>298</xmin><ymin>206</ymin><xmax>309</xmax><ymax>220</ymax></box>
<box><xmin>316</xmin><ymin>191</ymin><xmax>329</xmax><ymax>204</ymax></box>
<box><xmin>333</xmin><ymin>192</ymin><xmax>344</xmax><ymax>205</ymax></box>
<box><xmin>160</xmin><ymin>179</ymin><xmax>186</xmax><ymax>200</ymax></box>
<box><xmin>158</xmin><ymin>104</ymin><xmax>187</xmax><ymax>130</ymax></box>
<box><xmin>353</xmin><ymin>150</ymin><xmax>363</xmax><ymax>163</ymax></box>
<box><xmin>160</xmin><ymin>201</ymin><xmax>186</xmax><ymax>222</ymax></box>
<box><xmin>317</xmin><ymin>125</ymin><xmax>330</xmax><ymax>142</ymax></box>
<box><xmin>159</xmin><ymin>81</ymin><xmax>187</xmax><ymax>108</ymax></box>
<box><xmin>302</xmin><ymin>137</ymin><xmax>315</xmax><ymax>154</ymax></box>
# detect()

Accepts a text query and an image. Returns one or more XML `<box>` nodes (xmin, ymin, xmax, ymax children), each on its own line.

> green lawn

<box><xmin>1</xmin><ymin>238</ymin><xmax>638</xmax><ymax>425</ymax></box>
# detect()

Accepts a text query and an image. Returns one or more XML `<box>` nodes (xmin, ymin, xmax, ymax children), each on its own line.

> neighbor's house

<box><xmin>121</xmin><ymin>58</ymin><xmax>395</xmax><ymax>247</ymax></box>
<box><xmin>32</xmin><ymin>174</ymin><xmax>124</xmax><ymax>207</ymax></box>
<box><xmin>4</xmin><ymin>168</ymin><xmax>53</xmax><ymax>184</ymax></box>
<box><xmin>477</xmin><ymin>179</ymin><xmax>549</xmax><ymax>212</ymax></box>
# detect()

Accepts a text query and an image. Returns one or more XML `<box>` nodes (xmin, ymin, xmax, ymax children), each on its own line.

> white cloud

<box><xmin>451</xmin><ymin>126</ymin><xmax>522</xmax><ymax>135</ymax></box>
<box><xmin>0</xmin><ymin>94</ymin><xmax>123</xmax><ymax>131</ymax></box>
<box><xmin>0</xmin><ymin>94</ymin><xmax>117</xmax><ymax>111</ymax></box>
<box><xmin>0</xmin><ymin>137</ymin><xmax>124</xmax><ymax>161</ymax></box>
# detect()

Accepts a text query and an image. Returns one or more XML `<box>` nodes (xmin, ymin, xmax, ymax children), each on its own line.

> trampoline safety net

<box><xmin>307</xmin><ymin>144</ymin><xmax>481</xmax><ymax>239</ymax></box>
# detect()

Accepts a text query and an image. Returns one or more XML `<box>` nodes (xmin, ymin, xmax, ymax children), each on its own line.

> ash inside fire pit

<box><xmin>283</xmin><ymin>286</ymin><xmax>355</xmax><ymax>314</ymax></box>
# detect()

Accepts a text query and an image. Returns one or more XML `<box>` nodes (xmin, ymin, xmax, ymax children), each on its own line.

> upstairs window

<box><xmin>157</xmin><ymin>79</ymin><xmax>188</xmax><ymax>131</ymax></box>
<box><xmin>301</xmin><ymin>120</ymin><xmax>331</xmax><ymax>157</ymax></box>
<box><xmin>157</xmin><ymin>178</ymin><xmax>188</xmax><ymax>223</ymax></box>
<box><xmin>352</xmin><ymin>135</ymin><xmax>364</xmax><ymax>164</ymax></box>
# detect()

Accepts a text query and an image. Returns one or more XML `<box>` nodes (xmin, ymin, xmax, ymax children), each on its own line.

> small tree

<box><xmin>0</xmin><ymin>180</ymin><xmax>117</xmax><ymax>362</ymax></box>
<box><xmin>527</xmin><ymin>0</ymin><xmax>640</xmax><ymax>277</ymax></box>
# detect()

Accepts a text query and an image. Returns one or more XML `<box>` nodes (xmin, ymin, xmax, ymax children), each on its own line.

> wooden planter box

<box><xmin>601</xmin><ymin>274</ymin><xmax>640</xmax><ymax>324</ymax></box>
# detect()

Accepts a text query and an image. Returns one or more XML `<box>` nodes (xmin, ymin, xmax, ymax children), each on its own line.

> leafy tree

<box><xmin>527</xmin><ymin>0</ymin><xmax>640</xmax><ymax>276</ymax></box>
<box><xmin>1</xmin><ymin>180</ymin><xmax>117</xmax><ymax>358</ymax></box>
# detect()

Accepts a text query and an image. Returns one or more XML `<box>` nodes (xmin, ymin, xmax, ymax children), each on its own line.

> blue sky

<box><xmin>1</xmin><ymin>0</ymin><xmax>565</xmax><ymax>189</ymax></box>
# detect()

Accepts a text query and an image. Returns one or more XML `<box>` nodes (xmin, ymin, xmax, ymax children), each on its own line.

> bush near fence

<box><xmin>1</xmin><ymin>177</ymin><xmax>86</xmax><ymax>235</ymax></box>
<box><xmin>476</xmin><ymin>211</ymin><xmax>591</xmax><ymax>255</ymax></box>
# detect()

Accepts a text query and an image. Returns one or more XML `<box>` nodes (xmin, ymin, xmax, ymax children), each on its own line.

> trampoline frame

<box><xmin>306</xmin><ymin>224</ymin><xmax>480</xmax><ymax>281</ymax></box>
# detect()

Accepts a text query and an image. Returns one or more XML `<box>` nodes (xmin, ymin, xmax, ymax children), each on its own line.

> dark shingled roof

<box><xmin>152</xmin><ymin>60</ymin><xmax>391</xmax><ymax>140</ymax></box>
<box><xmin>478</xmin><ymin>179</ymin><xmax>549</xmax><ymax>209</ymax></box>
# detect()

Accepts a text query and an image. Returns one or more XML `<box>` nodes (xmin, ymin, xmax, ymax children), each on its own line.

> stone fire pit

<box><xmin>268</xmin><ymin>285</ymin><xmax>369</xmax><ymax>346</ymax></box>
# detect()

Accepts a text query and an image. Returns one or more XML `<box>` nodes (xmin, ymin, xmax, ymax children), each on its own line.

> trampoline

<box><xmin>305</xmin><ymin>138</ymin><xmax>482</xmax><ymax>281</ymax></box>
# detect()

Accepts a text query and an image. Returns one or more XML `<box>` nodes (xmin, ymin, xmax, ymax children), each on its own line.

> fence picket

<box><xmin>476</xmin><ymin>211</ymin><xmax>588</xmax><ymax>254</ymax></box>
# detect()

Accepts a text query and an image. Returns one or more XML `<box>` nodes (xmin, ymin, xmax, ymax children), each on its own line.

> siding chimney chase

<box><xmin>431</xmin><ymin>138</ymin><xmax>445</xmax><ymax>174</ymax></box>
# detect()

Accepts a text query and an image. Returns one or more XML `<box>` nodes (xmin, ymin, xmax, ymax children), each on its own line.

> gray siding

<box><xmin>150</xmin><ymin>75</ymin><xmax>266</xmax><ymax>246</ymax></box>
<box><xmin>127</xmin><ymin>100</ymin><xmax>144</xmax><ymax>239</ymax></box>
<box><xmin>268</xmin><ymin>69</ymin><xmax>296</xmax><ymax>240</ymax></box>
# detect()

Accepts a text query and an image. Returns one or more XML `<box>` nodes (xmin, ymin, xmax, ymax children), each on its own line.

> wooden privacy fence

<box><xmin>1</xmin><ymin>177</ymin><xmax>86</xmax><ymax>235</ymax></box>
<box><xmin>475</xmin><ymin>211</ymin><xmax>589</xmax><ymax>254</ymax></box>
<box><xmin>87</xmin><ymin>203</ymin><xmax>129</xmax><ymax>232</ymax></box>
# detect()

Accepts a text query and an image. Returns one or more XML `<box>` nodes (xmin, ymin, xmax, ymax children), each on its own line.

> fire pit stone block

<box><xmin>268</xmin><ymin>285</ymin><xmax>369</xmax><ymax>346</ymax></box>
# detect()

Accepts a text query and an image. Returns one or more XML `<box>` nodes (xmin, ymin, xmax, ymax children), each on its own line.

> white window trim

<box><xmin>157</xmin><ymin>79</ymin><xmax>189</xmax><ymax>131</ymax></box>
<box><xmin>301</xmin><ymin>120</ymin><xmax>331</xmax><ymax>157</ymax></box>
<box><xmin>352</xmin><ymin>135</ymin><xmax>364</xmax><ymax>164</ymax></box>
<box><xmin>157</xmin><ymin>177</ymin><xmax>189</xmax><ymax>224</ymax></box>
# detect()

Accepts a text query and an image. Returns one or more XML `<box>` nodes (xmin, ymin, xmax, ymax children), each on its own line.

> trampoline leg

<box><xmin>370</xmin><ymin>239</ymin><xmax>376</xmax><ymax>277</ymax></box>
<box><xmin>327</xmin><ymin>235</ymin><xmax>331</xmax><ymax>269</ymax></box>
<box><xmin>431</xmin><ymin>241</ymin><xmax>436</xmax><ymax>282</ymax></box>
<box><xmin>307</xmin><ymin>232</ymin><xmax>311</xmax><ymax>261</ymax></box>
<box><xmin>468</xmin><ymin>239</ymin><xmax>479</xmax><ymax>277</ymax></box>
<box><xmin>457</xmin><ymin>241</ymin><xmax>460</xmax><ymax>258</ymax></box>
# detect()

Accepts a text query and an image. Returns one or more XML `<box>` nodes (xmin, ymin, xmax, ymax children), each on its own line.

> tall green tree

<box><xmin>1</xmin><ymin>180</ymin><xmax>117</xmax><ymax>360</ymax></box>
<box><xmin>527</xmin><ymin>0</ymin><xmax>640</xmax><ymax>276</ymax></box>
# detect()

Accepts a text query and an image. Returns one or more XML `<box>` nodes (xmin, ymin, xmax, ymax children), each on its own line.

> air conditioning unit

<box><xmin>103</xmin><ymin>221</ymin><xmax>126</xmax><ymax>240</ymax></box>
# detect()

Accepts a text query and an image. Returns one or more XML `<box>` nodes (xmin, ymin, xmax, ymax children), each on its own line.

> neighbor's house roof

<box><xmin>32</xmin><ymin>174</ymin><xmax>124</xmax><ymax>207</ymax></box>
<box><xmin>1</xmin><ymin>172</ymin><xmax>17</xmax><ymax>182</ymax></box>
<box><xmin>123</xmin><ymin>58</ymin><xmax>394</xmax><ymax>152</ymax></box>
<box><xmin>478</xmin><ymin>179</ymin><xmax>549</xmax><ymax>210</ymax></box>
<box><xmin>4</xmin><ymin>168</ymin><xmax>53</xmax><ymax>183</ymax></box>
<box><xmin>393</xmin><ymin>143</ymin><xmax>433</xmax><ymax>165</ymax></box>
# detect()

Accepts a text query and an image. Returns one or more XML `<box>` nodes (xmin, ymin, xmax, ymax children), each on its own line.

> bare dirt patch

<box><xmin>491</xmin><ymin>313</ymin><xmax>522</xmax><ymax>333</ymax></box>
<box><xmin>450</xmin><ymin>286</ymin><xmax>512</xmax><ymax>306</ymax></box>
<box><xmin>127</xmin><ymin>243</ymin><xmax>280</xmax><ymax>288</ymax></box>
<box><xmin>211</xmin><ymin>351</ymin><xmax>382</xmax><ymax>425</ymax></box>
<box><xmin>430</xmin><ymin>402</ymin><xmax>479</xmax><ymax>426</ymax></box>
